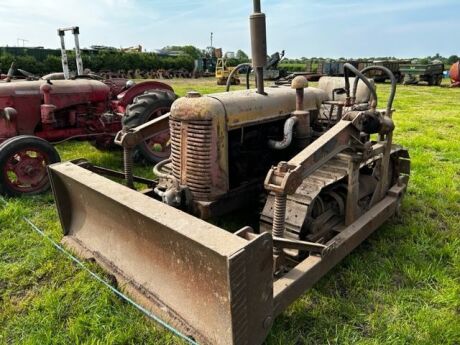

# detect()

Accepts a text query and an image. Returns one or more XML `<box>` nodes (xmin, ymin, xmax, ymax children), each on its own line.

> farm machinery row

<box><xmin>99</xmin><ymin>68</ymin><xmax>194</xmax><ymax>80</ymax></box>
<box><xmin>302</xmin><ymin>59</ymin><xmax>446</xmax><ymax>86</ymax></box>
<box><xmin>44</xmin><ymin>1</ymin><xmax>410</xmax><ymax>344</ymax></box>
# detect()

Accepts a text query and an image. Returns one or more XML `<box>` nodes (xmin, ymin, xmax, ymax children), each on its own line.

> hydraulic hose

<box><xmin>354</xmin><ymin>65</ymin><xmax>397</xmax><ymax>117</ymax></box>
<box><xmin>153</xmin><ymin>158</ymin><xmax>171</xmax><ymax>178</ymax></box>
<box><xmin>226</xmin><ymin>63</ymin><xmax>252</xmax><ymax>92</ymax></box>
<box><xmin>268</xmin><ymin>116</ymin><xmax>298</xmax><ymax>150</ymax></box>
<box><xmin>343</xmin><ymin>63</ymin><xmax>378</xmax><ymax>110</ymax></box>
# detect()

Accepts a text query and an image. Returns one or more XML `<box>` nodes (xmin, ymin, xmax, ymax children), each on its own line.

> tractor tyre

<box><xmin>0</xmin><ymin>135</ymin><xmax>60</xmax><ymax>197</ymax></box>
<box><xmin>427</xmin><ymin>76</ymin><xmax>434</xmax><ymax>86</ymax></box>
<box><xmin>122</xmin><ymin>90</ymin><xmax>176</xmax><ymax>164</ymax></box>
<box><xmin>436</xmin><ymin>75</ymin><xmax>443</xmax><ymax>86</ymax></box>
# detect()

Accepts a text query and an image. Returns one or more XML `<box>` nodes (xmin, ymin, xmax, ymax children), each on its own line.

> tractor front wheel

<box><xmin>0</xmin><ymin>135</ymin><xmax>60</xmax><ymax>196</ymax></box>
<box><xmin>122</xmin><ymin>90</ymin><xmax>176</xmax><ymax>164</ymax></box>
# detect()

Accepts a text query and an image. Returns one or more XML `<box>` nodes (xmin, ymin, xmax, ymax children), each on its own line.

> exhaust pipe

<box><xmin>250</xmin><ymin>0</ymin><xmax>267</xmax><ymax>95</ymax></box>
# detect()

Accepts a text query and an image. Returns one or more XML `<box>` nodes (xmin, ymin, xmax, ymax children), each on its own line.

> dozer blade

<box><xmin>48</xmin><ymin>162</ymin><xmax>274</xmax><ymax>345</ymax></box>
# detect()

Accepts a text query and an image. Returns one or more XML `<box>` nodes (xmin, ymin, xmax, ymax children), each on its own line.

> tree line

<box><xmin>0</xmin><ymin>51</ymin><xmax>196</xmax><ymax>75</ymax></box>
<box><xmin>0</xmin><ymin>46</ymin><xmax>251</xmax><ymax>76</ymax></box>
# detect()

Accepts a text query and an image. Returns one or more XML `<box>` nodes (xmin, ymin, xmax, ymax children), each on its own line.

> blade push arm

<box><xmin>264</xmin><ymin>115</ymin><xmax>363</xmax><ymax>195</ymax></box>
<box><xmin>114</xmin><ymin>113</ymin><xmax>170</xmax><ymax>149</ymax></box>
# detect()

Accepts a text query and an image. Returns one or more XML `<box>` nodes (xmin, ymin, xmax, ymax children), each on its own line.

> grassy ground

<box><xmin>0</xmin><ymin>78</ymin><xmax>459</xmax><ymax>345</ymax></box>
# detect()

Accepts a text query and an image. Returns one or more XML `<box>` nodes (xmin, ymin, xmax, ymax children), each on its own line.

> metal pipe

<box><xmin>250</xmin><ymin>0</ymin><xmax>267</xmax><ymax>95</ymax></box>
<box><xmin>354</xmin><ymin>65</ymin><xmax>396</xmax><ymax>117</ymax></box>
<box><xmin>343</xmin><ymin>63</ymin><xmax>377</xmax><ymax>109</ymax></box>
<box><xmin>296</xmin><ymin>88</ymin><xmax>304</xmax><ymax>111</ymax></box>
<box><xmin>255</xmin><ymin>67</ymin><xmax>265</xmax><ymax>95</ymax></box>
<box><xmin>72</xmin><ymin>27</ymin><xmax>84</xmax><ymax>76</ymax></box>
<box><xmin>58</xmin><ymin>30</ymin><xmax>70</xmax><ymax>80</ymax></box>
<box><xmin>225</xmin><ymin>63</ymin><xmax>252</xmax><ymax>92</ymax></box>
<box><xmin>253</xmin><ymin>0</ymin><xmax>261</xmax><ymax>12</ymax></box>
<box><xmin>153</xmin><ymin>158</ymin><xmax>171</xmax><ymax>178</ymax></box>
<box><xmin>268</xmin><ymin>116</ymin><xmax>298</xmax><ymax>150</ymax></box>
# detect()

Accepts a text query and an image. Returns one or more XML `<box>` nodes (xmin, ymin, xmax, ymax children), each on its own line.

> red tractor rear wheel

<box><xmin>122</xmin><ymin>90</ymin><xmax>176</xmax><ymax>164</ymax></box>
<box><xmin>0</xmin><ymin>135</ymin><xmax>60</xmax><ymax>196</ymax></box>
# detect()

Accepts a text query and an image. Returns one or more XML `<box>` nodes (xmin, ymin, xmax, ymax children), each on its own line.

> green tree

<box><xmin>235</xmin><ymin>49</ymin><xmax>249</xmax><ymax>62</ymax></box>
<box><xmin>448</xmin><ymin>55</ymin><xmax>459</xmax><ymax>64</ymax></box>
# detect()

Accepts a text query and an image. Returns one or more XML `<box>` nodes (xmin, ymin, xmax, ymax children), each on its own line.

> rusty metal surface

<box><xmin>170</xmin><ymin>86</ymin><xmax>328</xmax><ymax>129</ymax></box>
<box><xmin>272</xmin><ymin>183</ymin><xmax>406</xmax><ymax>316</ymax></box>
<box><xmin>167</xmin><ymin>85</ymin><xmax>328</xmax><ymax>202</ymax></box>
<box><xmin>49</xmin><ymin>162</ymin><xmax>274</xmax><ymax>345</ymax></box>
<box><xmin>261</xmin><ymin>146</ymin><xmax>408</xmax><ymax>238</ymax></box>
<box><xmin>47</xmin><ymin>0</ymin><xmax>413</xmax><ymax>342</ymax></box>
<box><xmin>170</xmin><ymin>118</ymin><xmax>214</xmax><ymax>199</ymax></box>
<box><xmin>50</xmin><ymin>104</ymin><xmax>410</xmax><ymax>345</ymax></box>
<box><xmin>50</xmin><ymin>156</ymin><xmax>409</xmax><ymax>344</ymax></box>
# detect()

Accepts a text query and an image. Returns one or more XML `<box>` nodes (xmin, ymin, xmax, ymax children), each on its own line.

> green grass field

<box><xmin>1</xmin><ymin>78</ymin><xmax>459</xmax><ymax>345</ymax></box>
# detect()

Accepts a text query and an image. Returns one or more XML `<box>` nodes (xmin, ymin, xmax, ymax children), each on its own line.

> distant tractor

<box><xmin>0</xmin><ymin>77</ymin><xmax>176</xmax><ymax>190</ymax></box>
<box><xmin>400</xmin><ymin>62</ymin><xmax>444</xmax><ymax>86</ymax></box>
<box><xmin>215</xmin><ymin>58</ymin><xmax>240</xmax><ymax>85</ymax></box>
<box><xmin>0</xmin><ymin>78</ymin><xmax>176</xmax><ymax>196</ymax></box>
<box><xmin>0</xmin><ymin>26</ymin><xmax>177</xmax><ymax>197</ymax></box>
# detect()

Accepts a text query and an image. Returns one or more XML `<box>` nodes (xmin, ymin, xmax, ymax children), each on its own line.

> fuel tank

<box><xmin>40</xmin><ymin>79</ymin><xmax>110</xmax><ymax>108</ymax></box>
<box><xmin>0</xmin><ymin>79</ymin><xmax>110</xmax><ymax>104</ymax></box>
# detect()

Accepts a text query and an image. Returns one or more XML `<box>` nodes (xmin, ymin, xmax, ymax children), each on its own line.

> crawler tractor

<box><xmin>48</xmin><ymin>1</ymin><xmax>410</xmax><ymax>344</ymax></box>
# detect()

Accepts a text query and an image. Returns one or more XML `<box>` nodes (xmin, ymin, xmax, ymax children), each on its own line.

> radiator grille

<box><xmin>170</xmin><ymin>118</ymin><xmax>213</xmax><ymax>199</ymax></box>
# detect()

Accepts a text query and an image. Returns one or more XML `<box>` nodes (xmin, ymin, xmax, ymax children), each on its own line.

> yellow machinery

<box><xmin>215</xmin><ymin>58</ymin><xmax>240</xmax><ymax>85</ymax></box>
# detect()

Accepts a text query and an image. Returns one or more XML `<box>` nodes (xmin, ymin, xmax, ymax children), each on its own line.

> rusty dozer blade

<box><xmin>48</xmin><ymin>162</ymin><xmax>274</xmax><ymax>345</ymax></box>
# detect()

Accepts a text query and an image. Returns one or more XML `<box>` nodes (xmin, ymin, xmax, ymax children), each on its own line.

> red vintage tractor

<box><xmin>0</xmin><ymin>77</ymin><xmax>176</xmax><ymax>196</ymax></box>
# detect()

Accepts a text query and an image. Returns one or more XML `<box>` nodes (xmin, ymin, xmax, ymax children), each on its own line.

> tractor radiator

<box><xmin>170</xmin><ymin>118</ymin><xmax>213</xmax><ymax>200</ymax></box>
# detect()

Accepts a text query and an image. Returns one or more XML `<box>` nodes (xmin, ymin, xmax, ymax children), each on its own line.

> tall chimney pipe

<box><xmin>250</xmin><ymin>0</ymin><xmax>267</xmax><ymax>94</ymax></box>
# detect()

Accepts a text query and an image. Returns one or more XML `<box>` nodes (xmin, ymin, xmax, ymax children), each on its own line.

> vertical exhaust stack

<box><xmin>250</xmin><ymin>0</ymin><xmax>267</xmax><ymax>94</ymax></box>
<box><xmin>58</xmin><ymin>26</ymin><xmax>84</xmax><ymax>80</ymax></box>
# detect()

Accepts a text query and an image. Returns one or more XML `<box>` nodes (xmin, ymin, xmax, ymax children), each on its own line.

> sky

<box><xmin>0</xmin><ymin>0</ymin><xmax>457</xmax><ymax>59</ymax></box>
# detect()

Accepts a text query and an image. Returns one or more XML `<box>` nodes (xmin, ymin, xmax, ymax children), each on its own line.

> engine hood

<box><xmin>0</xmin><ymin>79</ymin><xmax>110</xmax><ymax>103</ymax></box>
<box><xmin>170</xmin><ymin>85</ymin><xmax>327</xmax><ymax>130</ymax></box>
